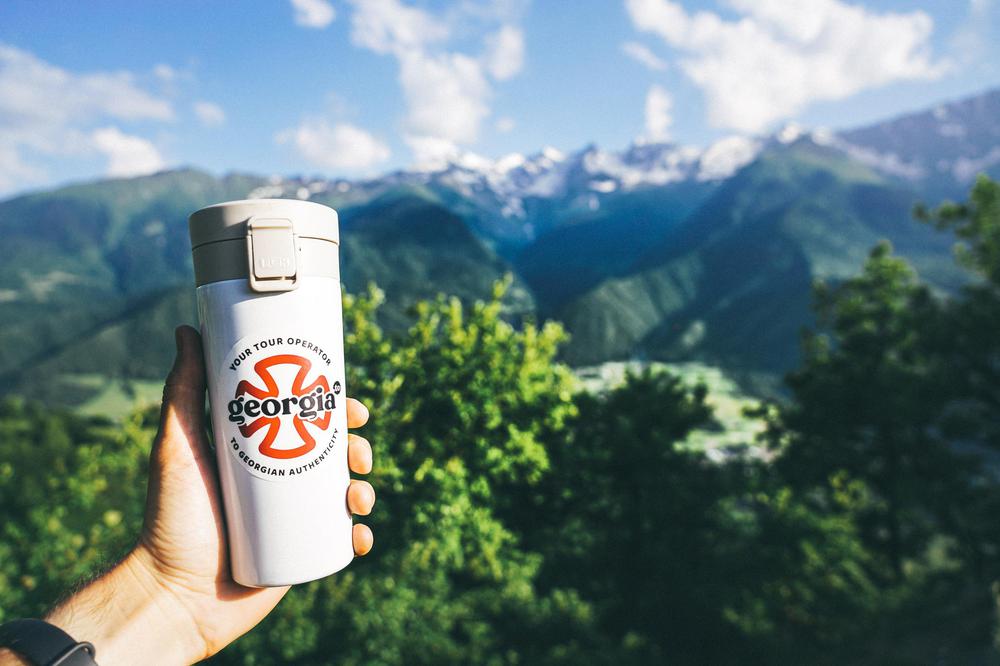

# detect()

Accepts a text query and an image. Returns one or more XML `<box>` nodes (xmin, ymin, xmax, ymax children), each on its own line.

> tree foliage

<box><xmin>0</xmin><ymin>400</ymin><xmax>152</xmax><ymax>622</ymax></box>
<box><xmin>767</xmin><ymin>242</ymin><xmax>960</xmax><ymax>576</ymax></box>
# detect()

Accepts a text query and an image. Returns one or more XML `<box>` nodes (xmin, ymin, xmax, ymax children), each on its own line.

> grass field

<box><xmin>61</xmin><ymin>374</ymin><xmax>164</xmax><ymax>419</ymax></box>
<box><xmin>574</xmin><ymin>361</ymin><xmax>768</xmax><ymax>461</ymax></box>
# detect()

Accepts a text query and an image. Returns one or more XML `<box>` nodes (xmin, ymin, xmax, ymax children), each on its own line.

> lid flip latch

<box><xmin>246</xmin><ymin>217</ymin><xmax>299</xmax><ymax>292</ymax></box>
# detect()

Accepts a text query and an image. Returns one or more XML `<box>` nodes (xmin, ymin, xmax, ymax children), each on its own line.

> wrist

<box><xmin>0</xmin><ymin>649</ymin><xmax>29</xmax><ymax>665</ymax></box>
<box><xmin>43</xmin><ymin>547</ymin><xmax>206</xmax><ymax>665</ymax></box>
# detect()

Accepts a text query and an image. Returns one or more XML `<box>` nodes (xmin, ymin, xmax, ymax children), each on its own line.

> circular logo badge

<box><xmin>219</xmin><ymin>334</ymin><xmax>343</xmax><ymax>481</ymax></box>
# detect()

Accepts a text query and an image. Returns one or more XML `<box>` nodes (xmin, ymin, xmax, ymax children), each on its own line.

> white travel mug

<box><xmin>188</xmin><ymin>199</ymin><xmax>353</xmax><ymax>587</ymax></box>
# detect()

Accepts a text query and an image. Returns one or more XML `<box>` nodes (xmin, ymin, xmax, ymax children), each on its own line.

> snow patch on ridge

<box><xmin>698</xmin><ymin>136</ymin><xmax>761</xmax><ymax>181</ymax></box>
<box><xmin>952</xmin><ymin>147</ymin><xmax>1000</xmax><ymax>182</ymax></box>
<box><xmin>830</xmin><ymin>139</ymin><xmax>927</xmax><ymax>180</ymax></box>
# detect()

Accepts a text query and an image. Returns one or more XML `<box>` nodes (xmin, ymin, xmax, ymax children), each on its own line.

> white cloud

<box><xmin>193</xmin><ymin>101</ymin><xmax>226</xmax><ymax>127</ymax></box>
<box><xmin>496</xmin><ymin>116</ymin><xmax>516</xmax><ymax>132</ymax></box>
<box><xmin>0</xmin><ymin>144</ymin><xmax>43</xmax><ymax>193</ymax></box>
<box><xmin>400</xmin><ymin>51</ymin><xmax>491</xmax><ymax>148</ymax></box>
<box><xmin>153</xmin><ymin>64</ymin><xmax>177</xmax><ymax>82</ymax></box>
<box><xmin>0</xmin><ymin>43</ymin><xmax>174</xmax><ymax>193</ymax></box>
<box><xmin>348</xmin><ymin>0</ymin><xmax>526</xmax><ymax>164</ymax></box>
<box><xmin>290</xmin><ymin>0</ymin><xmax>336</xmax><ymax>28</ymax></box>
<box><xmin>951</xmin><ymin>0</ymin><xmax>999</xmax><ymax>66</ymax></box>
<box><xmin>643</xmin><ymin>84</ymin><xmax>672</xmax><ymax>142</ymax></box>
<box><xmin>621</xmin><ymin>41</ymin><xmax>668</xmax><ymax>71</ymax></box>
<box><xmin>276</xmin><ymin>119</ymin><xmax>391</xmax><ymax>171</ymax></box>
<box><xmin>91</xmin><ymin>127</ymin><xmax>165</xmax><ymax>177</ymax></box>
<box><xmin>403</xmin><ymin>134</ymin><xmax>462</xmax><ymax>169</ymax></box>
<box><xmin>349</xmin><ymin>0</ymin><xmax>449</xmax><ymax>55</ymax></box>
<box><xmin>624</xmin><ymin>0</ymin><xmax>948</xmax><ymax>133</ymax></box>
<box><xmin>484</xmin><ymin>25</ymin><xmax>525</xmax><ymax>80</ymax></box>
<box><xmin>0</xmin><ymin>44</ymin><xmax>173</xmax><ymax>129</ymax></box>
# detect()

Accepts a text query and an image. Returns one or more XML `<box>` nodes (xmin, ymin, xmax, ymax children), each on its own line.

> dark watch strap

<box><xmin>0</xmin><ymin>619</ymin><xmax>98</xmax><ymax>666</ymax></box>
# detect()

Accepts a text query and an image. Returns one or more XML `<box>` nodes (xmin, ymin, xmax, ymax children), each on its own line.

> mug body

<box><xmin>189</xmin><ymin>199</ymin><xmax>352</xmax><ymax>587</ymax></box>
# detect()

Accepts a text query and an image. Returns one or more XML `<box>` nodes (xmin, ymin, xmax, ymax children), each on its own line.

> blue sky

<box><xmin>1</xmin><ymin>0</ymin><xmax>998</xmax><ymax>196</ymax></box>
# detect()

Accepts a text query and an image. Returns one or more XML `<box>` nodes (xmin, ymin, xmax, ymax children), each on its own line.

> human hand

<box><xmin>38</xmin><ymin>326</ymin><xmax>375</xmax><ymax>665</ymax></box>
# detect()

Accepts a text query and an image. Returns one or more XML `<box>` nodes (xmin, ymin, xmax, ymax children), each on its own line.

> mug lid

<box><xmin>188</xmin><ymin>198</ymin><xmax>339</xmax><ymax>248</ymax></box>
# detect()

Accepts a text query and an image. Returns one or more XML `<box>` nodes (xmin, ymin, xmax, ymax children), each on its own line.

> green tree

<box><xmin>718</xmin><ymin>469</ymin><xmax>883</xmax><ymax>664</ymax></box>
<box><xmin>767</xmin><ymin>242</ymin><xmax>962</xmax><ymax>577</ymax></box>
<box><xmin>915</xmin><ymin>176</ymin><xmax>1000</xmax><ymax>582</ymax></box>
<box><xmin>533</xmin><ymin>369</ymin><xmax>720</xmax><ymax>663</ymax></box>
<box><xmin>217</xmin><ymin>281</ymin><xmax>596</xmax><ymax>664</ymax></box>
<box><xmin>0</xmin><ymin>398</ymin><xmax>153</xmax><ymax>621</ymax></box>
<box><xmin>751</xmin><ymin>177</ymin><xmax>1000</xmax><ymax>659</ymax></box>
<box><xmin>534</xmin><ymin>369</ymin><xmax>882</xmax><ymax>664</ymax></box>
<box><xmin>917</xmin><ymin>176</ymin><xmax>1000</xmax><ymax>448</ymax></box>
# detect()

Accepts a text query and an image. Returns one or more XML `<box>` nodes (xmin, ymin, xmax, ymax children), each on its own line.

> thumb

<box><xmin>156</xmin><ymin>325</ymin><xmax>209</xmax><ymax>458</ymax></box>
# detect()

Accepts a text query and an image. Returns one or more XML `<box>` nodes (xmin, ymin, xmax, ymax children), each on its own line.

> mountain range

<box><xmin>2</xmin><ymin>87</ymin><xmax>998</xmax><ymax>406</ymax></box>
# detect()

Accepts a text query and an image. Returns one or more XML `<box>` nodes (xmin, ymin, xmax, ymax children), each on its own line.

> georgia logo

<box><xmin>225</xmin><ymin>354</ymin><xmax>339</xmax><ymax>459</ymax></box>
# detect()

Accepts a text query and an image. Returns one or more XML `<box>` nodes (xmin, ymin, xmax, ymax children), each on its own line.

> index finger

<box><xmin>347</xmin><ymin>397</ymin><xmax>369</xmax><ymax>429</ymax></box>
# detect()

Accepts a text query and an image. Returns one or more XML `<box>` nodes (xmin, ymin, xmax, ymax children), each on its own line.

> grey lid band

<box><xmin>192</xmin><ymin>236</ymin><xmax>340</xmax><ymax>287</ymax></box>
<box><xmin>189</xmin><ymin>198</ymin><xmax>339</xmax><ymax>248</ymax></box>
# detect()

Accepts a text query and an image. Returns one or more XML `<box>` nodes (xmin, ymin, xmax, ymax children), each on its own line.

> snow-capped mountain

<box><xmin>352</xmin><ymin>135</ymin><xmax>763</xmax><ymax>235</ymax></box>
<box><xmin>249</xmin><ymin>136</ymin><xmax>764</xmax><ymax>222</ymax></box>
<box><xmin>834</xmin><ymin>88</ymin><xmax>1000</xmax><ymax>190</ymax></box>
<box><xmin>239</xmin><ymin>134</ymin><xmax>771</xmax><ymax>251</ymax></box>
